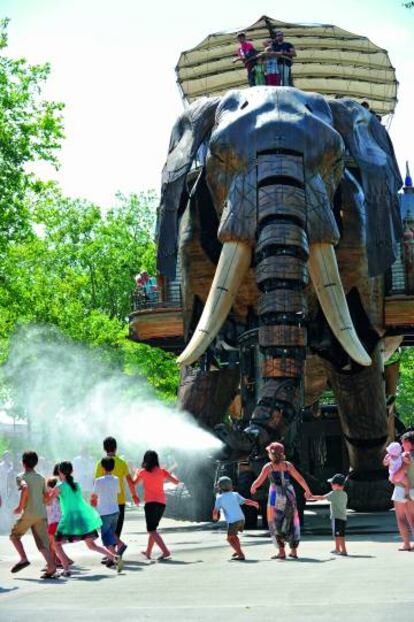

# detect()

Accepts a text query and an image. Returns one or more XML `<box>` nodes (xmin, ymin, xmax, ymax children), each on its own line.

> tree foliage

<box><xmin>0</xmin><ymin>18</ymin><xmax>64</xmax><ymax>256</ymax></box>
<box><xmin>397</xmin><ymin>348</ymin><xmax>414</xmax><ymax>428</ymax></box>
<box><xmin>0</xmin><ymin>186</ymin><xmax>179</xmax><ymax>403</ymax></box>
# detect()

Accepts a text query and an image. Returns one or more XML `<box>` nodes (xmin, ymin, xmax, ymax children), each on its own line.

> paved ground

<box><xmin>0</xmin><ymin>504</ymin><xmax>413</xmax><ymax>621</ymax></box>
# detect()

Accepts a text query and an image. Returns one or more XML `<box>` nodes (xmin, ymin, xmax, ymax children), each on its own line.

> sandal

<box><xmin>11</xmin><ymin>560</ymin><xmax>30</xmax><ymax>573</ymax></box>
<box><xmin>40</xmin><ymin>571</ymin><xmax>59</xmax><ymax>579</ymax></box>
<box><xmin>289</xmin><ymin>553</ymin><xmax>298</xmax><ymax>559</ymax></box>
<box><xmin>271</xmin><ymin>553</ymin><xmax>286</xmax><ymax>560</ymax></box>
<box><xmin>158</xmin><ymin>553</ymin><xmax>171</xmax><ymax>561</ymax></box>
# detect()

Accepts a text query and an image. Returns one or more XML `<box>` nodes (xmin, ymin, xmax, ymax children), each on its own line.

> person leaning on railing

<box><xmin>271</xmin><ymin>30</ymin><xmax>296</xmax><ymax>86</ymax></box>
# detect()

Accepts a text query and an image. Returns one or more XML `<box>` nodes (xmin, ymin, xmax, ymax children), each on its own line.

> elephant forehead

<box><xmin>211</xmin><ymin>87</ymin><xmax>338</xmax><ymax>160</ymax></box>
<box><xmin>216</xmin><ymin>87</ymin><xmax>332</xmax><ymax>125</ymax></box>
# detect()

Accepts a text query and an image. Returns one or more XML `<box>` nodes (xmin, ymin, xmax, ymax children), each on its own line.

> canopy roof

<box><xmin>176</xmin><ymin>16</ymin><xmax>398</xmax><ymax>115</ymax></box>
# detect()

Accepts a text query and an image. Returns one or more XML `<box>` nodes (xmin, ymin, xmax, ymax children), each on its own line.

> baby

<box><xmin>384</xmin><ymin>442</ymin><xmax>410</xmax><ymax>497</ymax></box>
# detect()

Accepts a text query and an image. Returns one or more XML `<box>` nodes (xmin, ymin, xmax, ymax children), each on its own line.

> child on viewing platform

<box><xmin>212</xmin><ymin>476</ymin><xmax>259</xmax><ymax>561</ymax></box>
<box><xmin>259</xmin><ymin>39</ymin><xmax>280</xmax><ymax>86</ymax></box>
<box><xmin>133</xmin><ymin>450</ymin><xmax>179</xmax><ymax>560</ymax></box>
<box><xmin>253</xmin><ymin>55</ymin><xmax>266</xmax><ymax>85</ymax></box>
<box><xmin>232</xmin><ymin>32</ymin><xmax>258</xmax><ymax>86</ymax></box>
<box><xmin>9</xmin><ymin>450</ymin><xmax>56</xmax><ymax>578</ymax></box>
<box><xmin>308</xmin><ymin>473</ymin><xmax>348</xmax><ymax>556</ymax></box>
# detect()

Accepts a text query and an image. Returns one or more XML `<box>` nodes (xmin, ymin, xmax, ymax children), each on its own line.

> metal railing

<box><xmin>132</xmin><ymin>281</ymin><xmax>182</xmax><ymax>311</ymax></box>
<box><xmin>386</xmin><ymin>243</ymin><xmax>408</xmax><ymax>296</ymax></box>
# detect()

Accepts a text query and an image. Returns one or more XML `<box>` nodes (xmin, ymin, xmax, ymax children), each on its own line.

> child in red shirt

<box><xmin>232</xmin><ymin>32</ymin><xmax>258</xmax><ymax>86</ymax></box>
<box><xmin>133</xmin><ymin>450</ymin><xmax>179</xmax><ymax>560</ymax></box>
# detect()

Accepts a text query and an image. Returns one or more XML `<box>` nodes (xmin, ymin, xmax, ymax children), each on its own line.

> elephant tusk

<box><xmin>177</xmin><ymin>241</ymin><xmax>252</xmax><ymax>366</ymax></box>
<box><xmin>308</xmin><ymin>243</ymin><xmax>372</xmax><ymax>367</ymax></box>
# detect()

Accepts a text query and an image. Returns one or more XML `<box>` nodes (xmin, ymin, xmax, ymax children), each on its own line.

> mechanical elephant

<box><xmin>156</xmin><ymin>87</ymin><xmax>403</xmax><ymax>510</ymax></box>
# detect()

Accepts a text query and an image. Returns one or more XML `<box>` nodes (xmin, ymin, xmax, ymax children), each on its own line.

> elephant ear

<box><xmin>328</xmin><ymin>99</ymin><xmax>402</xmax><ymax>277</ymax></box>
<box><xmin>156</xmin><ymin>97</ymin><xmax>221</xmax><ymax>279</ymax></box>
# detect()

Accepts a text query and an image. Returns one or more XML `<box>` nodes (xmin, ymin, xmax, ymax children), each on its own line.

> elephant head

<box><xmin>157</xmin><ymin>87</ymin><xmax>402</xmax><ymax>452</ymax></box>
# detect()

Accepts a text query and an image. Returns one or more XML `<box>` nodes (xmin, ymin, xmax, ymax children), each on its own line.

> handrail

<box><xmin>132</xmin><ymin>282</ymin><xmax>182</xmax><ymax>311</ymax></box>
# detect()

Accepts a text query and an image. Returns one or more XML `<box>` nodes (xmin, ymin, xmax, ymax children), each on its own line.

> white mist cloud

<box><xmin>3</xmin><ymin>325</ymin><xmax>221</xmax><ymax>463</ymax></box>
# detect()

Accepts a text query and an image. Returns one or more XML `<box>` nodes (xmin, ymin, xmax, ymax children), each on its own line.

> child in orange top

<box><xmin>132</xmin><ymin>450</ymin><xmax>179</xmax><ymax>560</ymax></box>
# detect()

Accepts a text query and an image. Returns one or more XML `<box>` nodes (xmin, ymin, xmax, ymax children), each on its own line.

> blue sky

<box><xmin>2</xmin><ymin>0</ymin><xmax>413</xmax><ymax>206</ymax></box>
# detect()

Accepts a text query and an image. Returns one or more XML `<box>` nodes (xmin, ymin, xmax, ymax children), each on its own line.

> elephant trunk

<box><xmin>247</xmin><ymin>153</ymin><xmax>308</xmax><ymax>444</ymax></box>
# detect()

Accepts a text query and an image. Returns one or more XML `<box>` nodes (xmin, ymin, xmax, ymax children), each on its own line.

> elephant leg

<box><xmin>324</xmin><ymin>343</ymin><xmax>392</xmax><ymax>511</ymax></box>
<box><xmin>178</xmin><ymin>366</ymin><xmax>239</xmax><ymax>428</ymax></box>
<box><xmin>176</xmin><ymin>366</ymin><xmax>240</xmax><ymax>520</ymax></box>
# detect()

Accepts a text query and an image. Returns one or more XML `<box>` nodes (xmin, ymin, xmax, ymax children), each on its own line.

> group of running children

<box><xmin>8</xmin><ymin>437</ymin><xmax>178</xmax><ymax>578</ymax></box>
<box><xmin>7</xmin><ymin>434</ymin><xmax>413</xmax><ymax>577</ymax></box>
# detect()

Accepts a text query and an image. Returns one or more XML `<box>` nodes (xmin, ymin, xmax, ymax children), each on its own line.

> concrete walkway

<box><xmin>0</xmin><ymin>505</ymin><xmax>413</xmax><ymax>621</ymax></box>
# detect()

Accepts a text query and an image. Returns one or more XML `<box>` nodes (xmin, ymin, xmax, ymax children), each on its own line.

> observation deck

<box><xmin>128</xmin><ymin>278</ymin><xmax>184</xmax><ymax>353</ymax></box>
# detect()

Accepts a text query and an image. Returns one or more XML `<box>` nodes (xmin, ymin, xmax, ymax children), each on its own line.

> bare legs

<box><xmin>142</xmin><ymin>530</ymin><xmax>170</xmax><ymax>560</ymax></box>
<box><xmin>394</xmin><ymin>501</ymin><xmax>414</xmax><ymax>550</ymax></box>
<box><xmin>55</xmin><ymin>538</ymin><xmax>118</xmax><ymax>573</ymax></box>
<box><xmin>334</xmin><ymin>536</ymin><xmax>348</xmax><ymax>555</ymax></box>
<box><xmin>10</xmin><ymin>534</ymin><xmax>56</xmax><ymax>574</ymax></box>
<box><xmin>227</xmin><ymin>534</ymin><xmax>245</xmax><ymax>560</ymax></box>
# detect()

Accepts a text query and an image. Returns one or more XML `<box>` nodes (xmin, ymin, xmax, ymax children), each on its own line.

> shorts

<box><xmin>48</xmin><ymin>522</ymin><xmax>59</xmax><ymax>536</ymax></box>
<box><xmin>265</xmin><ymin>73</ymin><xmax>280</xmax><ymax>86</ymax></box>
<box><xmin>144</xmin><ymin>502</ymin><xmax>165</xmax><ymax>532</ymax></box>
<box><xmin>332</xmin><ymin>518</ymin><xmax>346</xmax><ymax>537</ymax></box>
<box><xmin>227</xmin><ymin>520</ymin><xmax>245</xmax><ymax>536</ymax></box>
<box><xmin>100</xmin><ymin>512</ymin><xmax>119</xmax><ymax>547</ymax></box>
<box><xmin>11</xmin><ymin>516</ymin><xmax>49</xmax><ymax>551</ymax></box>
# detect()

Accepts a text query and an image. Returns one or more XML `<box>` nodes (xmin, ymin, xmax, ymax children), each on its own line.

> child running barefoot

<box><xmin>50</xmin><ymin>462</ymin><xmax>123</xmax><ymax>576</ymax></box>
<box><xmin>133</xmin><ymin>450</ymin><xmax>179</xmax><ymax>560</ymax></box>
<box><xmin>308</xmin><ymin>473</ymin><xmax>348</xmax><ymax>556</ymax></box>
<box><xmin>212</xmin><ymin>476</ymin><xmax>259</xmax><ymax>561</ymax></box>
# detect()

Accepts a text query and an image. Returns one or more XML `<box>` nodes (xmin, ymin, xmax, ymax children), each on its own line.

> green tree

<box><xmin>397</xmin><ymin>348</ymin><xmax>414</xmax><ymax>428</ymax></box>
<box><xmin>0</xmin><ymin>186</ymin><xmax>179</xmax><ymax>402</ymax></box>
<box><xmin>0</xmin><ymin>18</ymin><xmax>64</xmax><ymax>257</ymax></box>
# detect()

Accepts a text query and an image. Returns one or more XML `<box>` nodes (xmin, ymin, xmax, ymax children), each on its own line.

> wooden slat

<box><xmin>262</xmin><ymin>358</ymin><xmax>303</xmax><ymax>378</ymax></box>
<box><xmin>258</xmin><ymin>289</ymin><xmax>307</xmax><ymax>315</ymax></box>
<box><xmin>384</xmin><ymin>296</ymin><xmax>414</xmax><ymax>327</ymax></box>
<box><xmin>257</xmin><ymin>154</ymin><xmax>304</xmax><ymax>184</ymax></box>
<box><xmin>256</xmin><ymin>255</ymin><xmax>308</xmax><ymax>285</ymax></box>
<box><xmin>130</xmin><ymin>309</ymin><xmax>184</xmax><ymax>341</ymax></box>
<box><xmin>259</xmin><ymin>325</ymin><xmax>306</xmax><ymax>347</ymax></box>
<box><xmin>257</xmin><ymin>185</ymin><xmax>306</xmax><ymax>226</ymax></box>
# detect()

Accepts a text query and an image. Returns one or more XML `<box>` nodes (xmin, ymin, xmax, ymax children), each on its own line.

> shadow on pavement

<box><xmin>0</xmin><ymin>586</ymin><xmax>19</xmax><ymax>593</ymax></box>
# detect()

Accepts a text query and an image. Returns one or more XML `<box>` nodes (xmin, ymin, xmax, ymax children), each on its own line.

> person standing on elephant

<box><xmin>232</xmin><ymin>32</ymin><xmax>258</xmax><ymax>87</ymax></box>
<box><xmin>271</xmin><ymin>30</ymin><xmax>296</xmax><ymax>86</ymax></box>
<box><xmin>250</xmin><ymin>442</ymin><xmax>312</xmax><ymax>559</ymax></box>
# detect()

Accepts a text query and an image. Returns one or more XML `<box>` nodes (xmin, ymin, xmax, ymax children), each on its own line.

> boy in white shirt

<box><xmin>212</xmin><ymin>476</ymin><xmax>259</xmax><ymax>561</ymax></box>
<box><xmin>91</xmin><ymin>457</ymin><xmax>121</xmax><ymax>568</ymax></box>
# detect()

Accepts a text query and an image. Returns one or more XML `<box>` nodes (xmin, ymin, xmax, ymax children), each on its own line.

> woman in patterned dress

<box><xmin>251</xmin><ymin>442</ymin><xmax>312</xmax><ymax>559</ymax></box>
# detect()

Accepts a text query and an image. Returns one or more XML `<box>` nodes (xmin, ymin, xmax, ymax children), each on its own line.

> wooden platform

<box><xmin>128</xmin><ymin>307</ymin><xmax>184</xmax><ymax>352</ymax></box>
<box><xmin>384</xmin><ymin>295</ymin><xmax>414</xmax><ymax>328</ymax></box>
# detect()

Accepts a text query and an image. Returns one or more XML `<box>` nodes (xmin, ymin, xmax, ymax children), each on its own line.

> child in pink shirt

<box><xmin>232</xmin><ymin>32</ymin><xmax>258</xmax><ymax>86</ymax></box>
<box><xmin>133</xmin><ymin>450</ymin><xmax>179</xmax><ymax>560</ymax></box>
